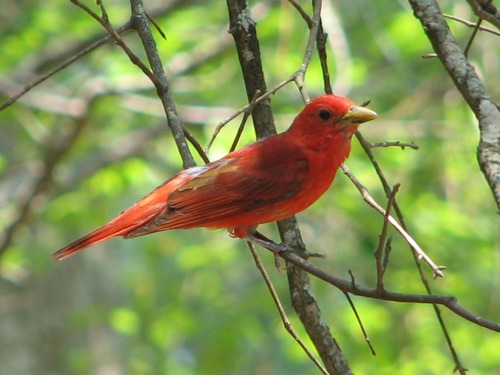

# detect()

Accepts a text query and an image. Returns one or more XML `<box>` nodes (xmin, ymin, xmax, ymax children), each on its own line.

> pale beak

<box><xmin>342</xmin><ymin>105</ymin><xmax>378</xmax><ymax>125</ymax></box>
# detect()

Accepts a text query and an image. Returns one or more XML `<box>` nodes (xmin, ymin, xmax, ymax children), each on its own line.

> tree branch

<box><xmin>271</xmin><ymin>248</ymin><xmax>500</xmax><ymax>333</ymax></box>
<box><xmin>409</xmin><ymin>0</ymin><xmax>500</xmax><ymax>212</ymax></box>
<box><xmin>444</xmin><ymin>14</ymin><xmax>500</xmax><ymax>36</ymax></box>
<box><xmin>0</xmin><ymin>21</ymin><xmax>132</xmax><ymax>112</ymax></box>
<box><xmin>226</xmin><ymin>1</ymin><xmax>352</xmax><ymax>373</ymax></box>
<box><xmin>466</xmin><ymin>0</ymin><xmax>500</xmax><ymax>29</ymax></box>
<box><xmin>129</xmin><ymin>0</ymin><xmax>195</xmax><ymax>168</ymax></box>
<box><xmin>226</xmin><ymin>0</ymin><xmax>275</xmax><ymax>138</ymax></box>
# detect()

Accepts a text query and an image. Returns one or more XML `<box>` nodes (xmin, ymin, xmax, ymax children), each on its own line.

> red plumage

<box><xmin>52</xmin><ymin>95</ymin><xmax>377</xmax><ymax>260</ymax></box>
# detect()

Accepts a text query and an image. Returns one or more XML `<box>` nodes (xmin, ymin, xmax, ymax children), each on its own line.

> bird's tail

<box><xmin>51</xmin><ymin>168</ymin><xmax>202</xmax><ymax>261</ymax></box>
<box><xmin>52</xmin><ymin>181</ymin><xmax>175</xmax><ymax>261</ymax></box>
<box><xmin>51</xmin><ymin>218</ymin><xmax>137</xmax><ymax>261</ymax></box>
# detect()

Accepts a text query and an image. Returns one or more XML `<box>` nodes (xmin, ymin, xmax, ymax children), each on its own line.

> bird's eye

<box><xmin>318</xmin><ymin>109</ymin><xmax>331</xmax><ymax>120</ymax></box>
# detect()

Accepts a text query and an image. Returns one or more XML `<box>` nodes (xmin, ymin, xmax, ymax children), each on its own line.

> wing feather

<box><xmin>126</xmin><ymin>139</ymin><xmax>310</xmax><ymax>237</ymax></box>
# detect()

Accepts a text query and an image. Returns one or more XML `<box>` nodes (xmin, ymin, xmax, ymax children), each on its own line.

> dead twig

<box><xmin>246</xmin><ymin>242</ymin><xmax>329</xmax><ymax>375</ymax></box>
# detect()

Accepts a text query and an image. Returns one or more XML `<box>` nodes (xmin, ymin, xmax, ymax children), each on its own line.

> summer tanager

<box><xmin>53</xmin><ymin>95</ymin><xmax>377</xmax><ymax>260</ymax></box>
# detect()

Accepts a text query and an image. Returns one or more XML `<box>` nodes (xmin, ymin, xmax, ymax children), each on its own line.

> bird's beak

<box><xmin>342</xmin><ymin>105</ymin><xmax>378</xmax><ymax>125</ymax></box>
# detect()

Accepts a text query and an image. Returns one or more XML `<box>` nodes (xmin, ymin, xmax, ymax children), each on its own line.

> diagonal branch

<box><xmin>444</xmin><ymin>14</ymin><xmax>500</xmax><ymax>36</ymax></box>
<box><xmin>270</xmin><ymin>248</ymin><xmax>500</xmax><ymax>333</ymax></box>
<box><xmin>341</xmin><ymin>163</ymin><xmax>445</xmax><ymax>278</ymax></box>
<box><xmin>409</xmin><ymin>0</ymin><xmax>500</xmax><ymax>212</ymax></box>
<box><xmin>0</xmin><ymin>3</ymin><xmax>190</xmax><ymax>113</ymax></box>
<box><xmin>129</xmin><ymin>0</ymin><xmax>195</xmax><ymax>168</ymax></box>
<box><xmin>465</xmin><ymin>0</ymin><xmax>500</xmax><ymax>29</ymax></box>
<box><xmin>70</xmin><ymin>0</ymin><xmax>195</xmax><ymax>168</ymax></box>
<box><xmin>246</xmin><ymin>242</ymin><xmax>329</xmax><ymax>375</ymax></box>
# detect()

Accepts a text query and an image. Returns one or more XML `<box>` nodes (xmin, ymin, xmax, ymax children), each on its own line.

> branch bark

<box><xmin>129</xmin><ymin>0</ymin><xmax>195</xmax><ymax>168</ymax></box>
<box><xmin>466</xmin><ymin>0</ymin><xmax>500</xmax><ymax>29</ymax></box>
<box><xmin>272</xmin><ymin>247</ymin><xmax>500</xmax><ymax>333</ymax></box>
<box><xmin>409</xmin><ymin>0</ymin><xmax>500</xmax><ymax>212</ymax></box>
<box><xmin>226</xmin><ymin>0</ymin><xmax>275</xmax><ymax>138</ymax></box>
<box><xmin>226</xmin><ymin>1</ymin><xmax>352</xmax><ymax>373</ymax></box>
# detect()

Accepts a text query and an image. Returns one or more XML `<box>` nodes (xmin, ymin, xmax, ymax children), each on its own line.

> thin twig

<box><xmin>228</xmin><ymin>90</ymin><xmax>262</xmax><ymax>152</ymax></box>
<box><xmin>344</xmin><ymin>292</ymin><xmax>376</xmax><ymax>356</ymax></box>
<box><xmin>375</xmin><ymin>184</ymin><xmax>400</xmax><ymax>292</ymax></box>
<box><xmin>96</xmin><ymin>0</ymin><xmax>110</xmax><ymax>24</ymax></box>
<box><xmin>463</xmin><ymin>10</ymin><xmax>487</xmax><ymax>57</ymax></box>
<box><xmin>205</xmin><ymin>77</ymin><xmax>296</xmax><ymax>152</ymax></box>
<box><xmin>382</xmin><ymin>238</ymin><xmax>392</xmax><ymax>280</ymax></box>
<box><xmin>354</xmin><ymin>130</ymin><xmax>466</xmax><ymax>370</ymax></box>
<box><xmin>146</xmin><ymin>11</ymin><xmax>167</xmax><ymax>40</ymax></box>
<box><xmin>369</xmin><ymin>141</ymin><xmax>419</xmax><ymax>150</ymax></box>
<box><xmin>260</xmin><ymin>247</ymin><xmax>500</xmax><ymax>332</ymax></box>
<box><xmin>293</xmin><ymin>0</ymin><xmax>323</xmax><ymax>102</ymax></box>
<box><xmin>444</xmin><ymin>14</ymin><xmax>500</xmax><ymax>36</ymax></box>
<box><xmin>465</xmin><ymin>0</ymin><xmax>500</xmax><ymax>30</ymax></box>
<box><xmin>246</xmin><ymin>242</ymin><xmax>329</xmax><ymax>375</ymax></box>
<box><xmin>70</xmin><ymin>0</ymin><xmax>159</xmax><ymax>86</ymax></box>
<box><xmin>129</xmin><ymin>0</ymin><xmax>195</xmax><ymax>168</ymax></box>
<box><xmin>288</xmin><ymin>0</ymin><xmax>313</xmax><ymax>27</ymax></box>
<box><xmin>316</xmin><ymin>19</ymin><xmax>333</xmax><ymax>95</ymax></box>
<box><xmin>341</xmin><ymin>164</ymin><xmax>445</xmax><ymax>277</ymax></box>
<box><xmin>202</xmin><ymin>88</ymin><xmax>264</xmax><ymax>160</ymax></box>
<box><xmin>0</xmin><ymin>22</ymin><xmax>131</xmax><ymax>112</ymax></box>
<box><xmin>182</xmin><ymin>128</ymin><xmax>210</xmax><ymax>164</ymax></box>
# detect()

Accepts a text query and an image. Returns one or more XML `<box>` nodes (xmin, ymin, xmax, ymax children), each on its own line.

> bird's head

<box><xmin>289</xmin><ymin>95</ymin><xmax>377</xmax><ymax>139</ymax></box>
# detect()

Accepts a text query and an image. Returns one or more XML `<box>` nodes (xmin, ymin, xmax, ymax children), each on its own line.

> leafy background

<box><xmin>0</xmin><ymin>0</ymin><xmax>498</xmax><ymax>374</ymax></box>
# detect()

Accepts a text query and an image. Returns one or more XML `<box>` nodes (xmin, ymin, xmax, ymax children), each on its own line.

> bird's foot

<box><xmin>245</xmin><ymin>235</ymin><xmax>293</xmax><ymax>254</ymax></box>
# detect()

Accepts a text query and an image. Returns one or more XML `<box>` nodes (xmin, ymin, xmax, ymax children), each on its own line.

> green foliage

<box><xmin>0</xmin><ymin>0</ymin><xmax>498</xmax><ymax>374</ymax></box>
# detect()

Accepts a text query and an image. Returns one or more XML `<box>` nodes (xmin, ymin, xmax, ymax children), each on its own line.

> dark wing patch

<box><xmin>126</xmin><ymin>150</ymin><xmax>310</xmax><ymax>236</ymax></box>
<box><xmin>168</xmin><ymin>156</ymin><xmax>308</xmax><ymax>225</ymax></box>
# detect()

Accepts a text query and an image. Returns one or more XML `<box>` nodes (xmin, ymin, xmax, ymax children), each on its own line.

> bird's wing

<box><xmin>125</xmin><ymin>143</ymin><xmax>309</xmax><ymax>237</ymax></box>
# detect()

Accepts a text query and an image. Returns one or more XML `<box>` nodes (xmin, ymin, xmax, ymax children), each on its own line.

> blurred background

<box><xmin>0</xmin><ymin>0</ymin><xmax>499</xmax><ymax>374</ymax></box>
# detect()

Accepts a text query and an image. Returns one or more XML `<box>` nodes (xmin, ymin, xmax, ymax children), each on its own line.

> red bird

<box><xmin>53</xmin><ymin>95</ymin><xmax>377</xmax><ymax>260</ymax></box>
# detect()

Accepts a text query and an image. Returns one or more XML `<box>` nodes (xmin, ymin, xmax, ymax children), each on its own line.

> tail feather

<box><xmin>51</xmin><ymin>221</ymin><xmax>134</xmax><ymax>261</ymax></box>
<box><xmin>52</xmin><ymin>164</ymin><xmax>207</xmax><ymax>261</ymax></box>
<box><xmin>52</xmin><ymin>196</ymin><xmax>171</xmax><ymax>261</ymax></box>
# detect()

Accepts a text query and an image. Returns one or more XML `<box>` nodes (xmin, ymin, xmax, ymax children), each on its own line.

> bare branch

<box><xmin>226</xmin><ymin>0</ymin><xmax>275</xmax><ymax>138</ymax></box>
<box><xmin>272</xmin><ymin>248</ymin><xmax>500</xmax><ymax>332</ymax></box>
<box><xmin>287</xmin><ymin>0</ymin><xmax>313</xmax><ymax>27</ymax></box>
<box><xmin>226</xmin><ymin>1</ymin><xmax>353</xmax><ymax>373</ymax></box>
<box><xmin>293</xmin><ymin>0</ymin><xmax>323</xmax><ymax>102</ymax></box>
<box><xmin>69</xmin><ymin>0</ymin><xmax>195</xmax><ymax>167</ymax></box>
<box><xmin>229</xmin><ymin>90</ymin><xmax>262</xmax><ymax>152</ymax></box>
<box><xmin>70</xmin><ymin>0</ymin><xmax>159</xmax><ymax>85</ymax></box>
<box><xmin>129</xmin><ymin>0</ymin><xmax>195</xmax><ymax>167</ymax></box>
<box><xmin>444</xmin><ymin>14</ymin><xmax>500</xmax><ymax>36</ymax></box>
<box><xmin>354</xmin><ymin>131</ymin><xmax>467</xmax><ymax>371</ymax></box>
<box><xmin>409</xmin><ymin>0</ymin><xmax>500</xmax><ymax>212</ymax></box>
<box><xmin>344</xmin><ymin>292</ymin><xmax>376</xmax><ymax>356</ymax></box>
<box><xmin>246</xmin><ymin>242</ymin><xmax>329</xmax><ymax>375</ymax></box>
<box><xmin>0</xmin><ymin>22</ymin><xmax>132</xmax><ymax>112</ymax></box>
<box><xmin>375</xmin><ymin>184</ymin><xmax>400</xmax><ymax>292</ymax></box>
<box><xmin>341</xmin><ymin>164</ymin><xmax>445</xmax><ymax>278</ymax></box>
<box><xmin>316</xmin><ymin>19</ymin><xmax>333</xmax><ymax>95</ymax></box>
<box><xmin>0</xmin><ymin>4</ymin><xmax>193</xmax><ymax>113</ymax></box>
<box><xmin>204</xmin><ymin>77</ymin><xmax>296</xmax><ymax>152</ymax></box>
<box><xmin>465</xmin><ymin>0</ymin><xmax>500</xmax><ymax>29</ymax></box>
<box><xmin>369</xmin><ymin>141</ymin><xmax>419</xmax><ymax>150</ymax></box>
